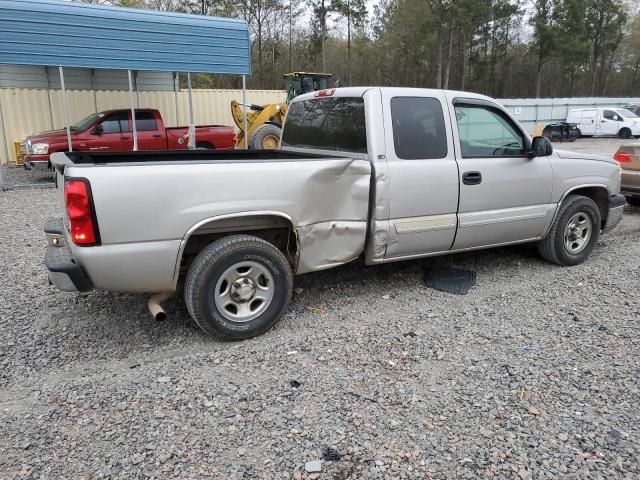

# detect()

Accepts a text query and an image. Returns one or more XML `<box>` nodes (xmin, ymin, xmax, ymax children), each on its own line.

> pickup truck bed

<box><xmin>59</xmin><ymin>149</ymin><xmax>334</xmax><ymax>164</ymax></box>
<box><xmin>51</xmin><ymin>148</ymin><xmax>371</xmax><ymax>293</ymax></box>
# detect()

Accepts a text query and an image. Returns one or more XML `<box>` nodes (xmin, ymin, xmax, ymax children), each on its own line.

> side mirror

<box><xmin>91</xmin><ymin>124</ymin><xmax>103</xmax><ymax>135</ymax></box>
<box><xmin>528</xmin><ymin>136</ymin><xmax>553</xmax><ymax>159</ymax></box>
<box><xmin>613</xmin><ymin>115</ymin><xmax>619</xmax><ymax>121</ymax></box>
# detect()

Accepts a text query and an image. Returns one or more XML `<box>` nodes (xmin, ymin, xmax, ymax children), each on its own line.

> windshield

<box><xmin>617</xmin><ymin>109</ymin><xmax>638</xmax><ymax>119</ymax></box>
<box><xmin>71</xmin><ymin>112</ymin><xmax>103</xmax><ymax>131</ymax></box>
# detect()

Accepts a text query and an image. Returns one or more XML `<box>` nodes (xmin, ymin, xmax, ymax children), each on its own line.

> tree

<box><xmin>584</xmin><ymin>0</ymin><xmax>627</xmax><ymax>95</ymax></box>
<box><xmin>332</xmin><ymin>0</ymin><xmax>367</xmax><ymax>84</ymax></box>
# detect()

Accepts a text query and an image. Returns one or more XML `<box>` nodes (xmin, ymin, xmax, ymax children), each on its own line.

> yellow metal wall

<box><xmin>0</xmin><ymin>88</ymin><xmax>286</xmax><ymax>164</ymax></box>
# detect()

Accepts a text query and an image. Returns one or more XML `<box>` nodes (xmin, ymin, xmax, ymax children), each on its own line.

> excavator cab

<box><xmin>284</xmin><ymin>72</ymin><xmax>332</xmax><ymax>102</ymax></box>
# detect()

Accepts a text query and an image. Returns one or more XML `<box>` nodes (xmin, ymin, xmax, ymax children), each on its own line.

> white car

<box><xmin>566</xmin><ymin>108</ymin><xmax>640</xmax><ymax>139</ymax></box>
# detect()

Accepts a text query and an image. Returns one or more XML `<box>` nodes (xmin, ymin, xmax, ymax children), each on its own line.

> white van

<box><xmin>566</xmin><ymin>108</ymin><xmax>640</xmax><ymax>138</ymax></box>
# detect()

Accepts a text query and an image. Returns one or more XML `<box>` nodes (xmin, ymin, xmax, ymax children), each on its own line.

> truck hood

<box><xmin>554</xmin><ymin>149</ymin><xmax>616</xmax><ymax>165</ymax></box>
<box><xmin>28</xmin><ymin>128</ymin><xmax>76</xmax><ymax>143</ymax></box>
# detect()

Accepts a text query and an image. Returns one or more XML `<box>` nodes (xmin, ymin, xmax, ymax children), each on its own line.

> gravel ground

<box><xmin>0</xmin><ymin>165</ymin><xmax>55</xmax><ymax>190</ymax></box>
<box><xmin>1</xmin><ymin>145</ymin><xmax>640</xmax><ymax>479</ymax></box>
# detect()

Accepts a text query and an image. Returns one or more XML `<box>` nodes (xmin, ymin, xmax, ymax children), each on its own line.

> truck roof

<box><xmin>292</xmin><ymin>86</ymin><xmax>496</xmax><ymax>104</ymax></box>
<box><xmin>99</xmin><ymin>108</ymin><xmax>160</xmax><ymax>115</ymax></box>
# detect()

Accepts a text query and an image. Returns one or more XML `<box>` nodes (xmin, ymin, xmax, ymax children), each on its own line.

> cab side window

<box><xmin>455</xmin><ymin>104</ymin><xmax>525</xmax><ymax>158</ymax></box>
<box><xmin>390</xmin><ymin>97</ymin><xmax>448</xmax><ymax>159</ymax></box>
<box><xmin>100</xmin><ymin>113</ymin><xmax>130</xmax><ymax>134</ymax></box>
<box><xmin>603</xmin><ymin>110</ymin><xmax>618</xmax><ymax>121</ymax></box>
<box><xmin>135</xmin><ymin>112</ymin><xmax>158</xmax><ymax>131</ymax></box>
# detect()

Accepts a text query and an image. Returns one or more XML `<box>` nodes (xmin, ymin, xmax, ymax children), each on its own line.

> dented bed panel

<box><xmin>296</xmin><ymin>221</ymin><xmax>368</xmax><ymax>273</ymax></box>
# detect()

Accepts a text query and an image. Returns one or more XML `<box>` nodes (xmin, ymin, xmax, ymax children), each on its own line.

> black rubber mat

<box><xmin>424</xmin><ymin>267</ymin><xmax>476</xmax><ymax>295</ymax></box>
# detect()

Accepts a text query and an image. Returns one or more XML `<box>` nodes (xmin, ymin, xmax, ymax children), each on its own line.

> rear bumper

<box><xmin>602</xmin><ymin>194</ymin><xmax>626</xmax><ymax>233</ymax></box>
<box><xmin>44</xmin><ymin>218</ymin><xmax>92</xmax><ymax>292</ymax></box>
<box><xmin>621</xmin><ymin>170</ymin><xmax>640</xmax><ymax>196</ymax></box>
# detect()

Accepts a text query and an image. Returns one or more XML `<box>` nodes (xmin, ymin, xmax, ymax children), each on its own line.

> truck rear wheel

<box><xmin>184</xmin><ymin>234</ymin><xmax>293</xmax><ymax>339</ymax></box>
<box><xmin>249</xmin><ymin>124</ymin><xmax>281</xmax><ymax>150</ymax></box>
<box><xmin>538</xmin><ymin>195</ymin><xmax>601</xmax><ymax>266</ymax></box>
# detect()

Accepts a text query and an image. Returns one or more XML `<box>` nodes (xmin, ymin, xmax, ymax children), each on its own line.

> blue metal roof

<box><xmin>0</xmin><ymin>0</ymin><xmax>251</xmax><ymax>75</ymax></box>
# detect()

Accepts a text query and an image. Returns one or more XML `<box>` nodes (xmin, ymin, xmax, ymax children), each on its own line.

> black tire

<box><xmin>249</xmin><ymin>124</ymin><xmax>282</xmax><ymax>150</ymax></box>
<box><xmin>619</xmin><ymin>128</ymin><xmax>632</xmax><ymax>139</ymax></box>
<box><xmin>184</xmin><ymin>234</ymin><xmax>293</xmax><ymax>339</ymax></box>
<box><xmin>196</xmin><ymin>141</ymin><xmax>214</xmax><ymax>149</ymax></box>
<box><xmin>538</xmin><ymin>195</ymin><xmax>601</xmax><ymax>266</ymax></box>
<box><xmin>626</xmin><ymin>196</ymin><xmax>640</xmax><ymax>207</ymax></box>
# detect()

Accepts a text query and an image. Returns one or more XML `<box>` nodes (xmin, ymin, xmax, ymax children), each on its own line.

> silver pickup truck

<box><xmin>46</xmin><ymin>87</ymin><xmax>625</xmax><ymax>339</ymax></box>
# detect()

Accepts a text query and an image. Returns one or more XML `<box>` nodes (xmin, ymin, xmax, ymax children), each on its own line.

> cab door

<box><xmin>449</xmin><ymin>96</ymin><xmax>553</xmax><ymax>250</ymax></box>
<box><xmin>598</xmin><ymin>110</ymin><xmax>621</xmax><ymax>136</ymax></box>
<box><xmin>84</xmin><ymin>112</ymin><xmax>133</xmax><ymax>152</ymax></box>
<box><xmin>382</xmin><ymin>90</ymin><xmax>460</xmax><ymax>259</ymax></box>
<box><xmin>134</xmin><ymin>111</ymin><xmax>167</xmax><ymax>150</ymax></box>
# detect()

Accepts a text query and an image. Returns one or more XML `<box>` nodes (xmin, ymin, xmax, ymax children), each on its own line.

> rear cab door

<box><xmin>447</xmin><ymin>94</ymin><xmax>553</xmax><ymax>249</ymax></box>
<box><xmin>380</xmin><ymin>89</ymin><xmax>460</xmax><ymax>259</ymax></box>
<box><xmin>135</xmin><ymin>111</ymin><xmax>167</xmax><ymax>150</ymax></box>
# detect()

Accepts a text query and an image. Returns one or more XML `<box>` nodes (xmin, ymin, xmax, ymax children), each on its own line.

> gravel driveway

<box><xmin>1</xmin><ymin>144</ymin><xmax>640</xmax><ymax>479</ymax></box>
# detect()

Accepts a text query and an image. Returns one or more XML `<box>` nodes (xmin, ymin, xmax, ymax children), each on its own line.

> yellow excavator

<box><xmin>231</xmin><ymin>72</ymin><xmax>332</xmax><ymax>149</ymax></box>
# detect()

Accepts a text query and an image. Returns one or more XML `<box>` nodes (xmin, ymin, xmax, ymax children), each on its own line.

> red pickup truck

<box><xmin>24</xmin><ymin>108</ymin><xmax>236</xmax><ymax>170</ymax></box>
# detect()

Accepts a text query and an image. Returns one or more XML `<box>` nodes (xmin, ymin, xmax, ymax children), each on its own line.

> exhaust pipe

<box><xmin>148</xmin><ymin>291</ymin><xmax>173</xmax><ymax>322</ymax></box>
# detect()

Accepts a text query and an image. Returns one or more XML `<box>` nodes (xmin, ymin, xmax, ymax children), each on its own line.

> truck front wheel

<box><xmin>538</xmin><ymin>195</ymin><xmax>601</xmax><ymax>266</ymax></box>
<box><xmin>184</xmin><ymin>234</ymin><xmax>293</xmax><ymax>339</ymax></box>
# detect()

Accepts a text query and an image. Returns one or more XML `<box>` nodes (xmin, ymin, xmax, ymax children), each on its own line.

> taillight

<box><xmin>64</xmin><ymin>178</ymin><xmax>99</xmax><ymax>246</ymax></box>
<box><xmin>613</xmin><ymin>151</ymin><xmax>632</xmax><ymax>163</ymax></box>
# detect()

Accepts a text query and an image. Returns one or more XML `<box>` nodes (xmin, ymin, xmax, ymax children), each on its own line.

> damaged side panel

<box><xmin>296</xmin><ymin>221</ymin><xmax>368</xmax><ymax>273</ymax></box>
<box><xmin>294</xmin><ymin>159</ymin><xmax>372</xmax><ymax>273</ymax></box>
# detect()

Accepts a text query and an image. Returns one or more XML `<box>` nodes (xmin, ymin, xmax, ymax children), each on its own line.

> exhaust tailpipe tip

<box><xmin>148</xmin><ymin>291</ymin><xmax>173</xmax><ymax>322</ymax></box>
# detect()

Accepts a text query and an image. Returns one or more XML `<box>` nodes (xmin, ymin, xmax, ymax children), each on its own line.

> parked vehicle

<box><xmin>622</xmin><ymin>104</ymin><xmax>640</xmax><ymax>116</ymax></box>
<box><xmin>45</xmin><ymin>87</ymin><xmax>625</xmax><ymax>339</ymax></box>
<box><xmin>614</xmin><ymin>144</ymin><xmax>640</xmax><ymax>206</ymax></box>
<box><xmin>566</xmin><ymin>108</ymin><xmax>640</xmax><ymax>139</ymax></box>
<box><xmin>25</xmin><ymin>109</ymin><xmax>235</xmax><ymax>170</ymax></box>
<box><xmin>542</xmin><ymin>122</ymin><xmax>579</xmax><ymax>142</ymax></box>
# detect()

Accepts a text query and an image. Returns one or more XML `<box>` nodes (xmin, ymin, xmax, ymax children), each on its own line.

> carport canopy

<box><xmin>0</xmin><ymin>0</ymin><xmax>252</xmax><ymax>154</ymax></box>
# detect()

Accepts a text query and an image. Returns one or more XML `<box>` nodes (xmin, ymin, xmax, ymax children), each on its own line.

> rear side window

<box><xmin>391</xmin><ymin>97</ymin><xmax>448</xmax><ymax>159</ymax></box>
<box><xmin>135</xmin><ymin>112</ymin><xmax>158</xmax><ymax>131</ymax></box>
<box><xmin>282</xmin><ymin>97</ymin><xmax>367</xmax><ymax>153</ymax></box>
<box><xmin>101</xmin><ymin>113</ymin><xmax>129</xmax><ymax>134</ymax></box>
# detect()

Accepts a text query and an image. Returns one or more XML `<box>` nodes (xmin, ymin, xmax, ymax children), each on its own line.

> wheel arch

<box><xmin>547</xmin><ymin>185</ymin><xmax>610</xmax><ymax>236</ymax></box>
<box><xmin>173</xmin><ymin>211</ymin><xmax>298</xmax><ymax>287</ymax></box>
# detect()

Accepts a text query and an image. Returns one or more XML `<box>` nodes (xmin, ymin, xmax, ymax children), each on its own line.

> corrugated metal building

<box><xmin>0</xmin><ymin>65</ymin><xmax>176</xmax><ymax>91</ymax></box>
<box><xmin>0</xmin><ymin>0</ymin><xmax>255</xmax><ymax>170</ymax></box>
<box><xmin>0</xmin><ymin>0</ymin><xmax>251</xmax><ymax>74</ymax></box>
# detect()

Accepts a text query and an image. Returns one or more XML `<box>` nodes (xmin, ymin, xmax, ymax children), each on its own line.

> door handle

<box><xmin>121</xmin><ymin>136</ymin><xmax>131</xmax><ymax>140</ymax></box>
<box><xmin>601</xmin><ymin>120</ymin><xmax>606</xmax><ymax>123</ymax></box>
<box><xmin>152</xmin><ymin>134</ymin><xmax>162</xmax><ymax>138</ymax></box>
<box><xmin>462</xmin><ymin>171</ymin><xmax>482</xmax><ymax>185</ymax></box>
